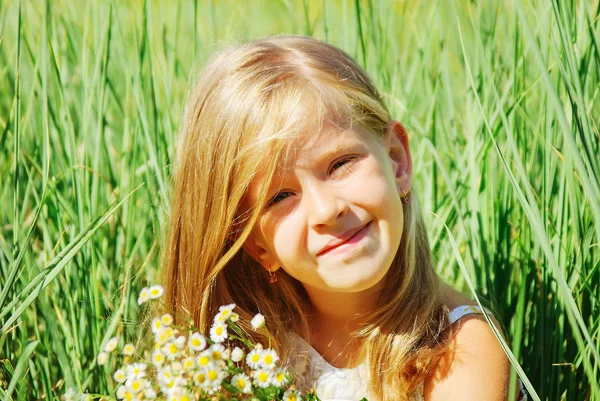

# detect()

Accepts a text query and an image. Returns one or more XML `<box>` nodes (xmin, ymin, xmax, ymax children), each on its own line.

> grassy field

<box><xmin>0</xmin><ymin>0</ymin><xmax>599</xmax><ymax>399</ymax></box>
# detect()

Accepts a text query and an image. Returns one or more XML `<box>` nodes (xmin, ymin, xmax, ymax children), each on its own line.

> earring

<box><xmin>401</xmin><ymin>188</ymin><xmax>410</xmax><ymax>204</ymax></box>
<box><xmin>268</xmin><ymin>268</ymin><xmax>278</xmax><ymax>284</ymax></box>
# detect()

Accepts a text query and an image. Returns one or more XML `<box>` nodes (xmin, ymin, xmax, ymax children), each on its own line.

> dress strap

<box><xmin>448</xmin><ymin>304</ymin><xmax>493</xmax><ymax>324</ymax></box>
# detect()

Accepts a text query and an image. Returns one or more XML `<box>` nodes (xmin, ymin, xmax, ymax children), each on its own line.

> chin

<box><xmin>321</xmin><ymin>264</ymin><xmax>390</xmax><ymax>293</ymax></box>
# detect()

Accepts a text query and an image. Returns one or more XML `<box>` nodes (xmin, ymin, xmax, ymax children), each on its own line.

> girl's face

<box><xmin>244</xmin><ymin>121</ymin><xmax>412</xmax><ymax>294</ymax></box>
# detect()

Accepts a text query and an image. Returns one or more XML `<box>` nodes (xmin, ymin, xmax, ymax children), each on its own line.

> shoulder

<box><xmin>423</xmin><ymin>288</ymin><xmax>510</xmax><ymax>400</ymax></box>
<box><xmin>423</xmin><ymin>314</ymin><xmax>510</xmax><ymax>400</ymax></box>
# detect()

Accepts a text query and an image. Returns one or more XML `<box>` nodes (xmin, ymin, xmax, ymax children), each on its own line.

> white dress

<box><xmin>286</xmin><ymin>305</ymin><xmax>497</xmax><ymax>401</ymax></box>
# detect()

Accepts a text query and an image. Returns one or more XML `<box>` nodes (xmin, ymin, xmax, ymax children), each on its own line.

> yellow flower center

<box><xmin>236</xmin><ymin>379</ymin><xmax>247</xmax><ymax>388</ymax></box>
<box><xmin>215</xmin><ymin>326</ymin><xmax>223</xmax><ymax>335</ymax></box>
<box><xmin>191</xmin><ymin>338</ymin><xmax>200</xmax><ymax>347</ymax></box>
<box><xmin>169</xmin><ymin>343</ymin><xmax>178</xmax><ymax>354</ymax></box>
<box><xmin>252</xmin><ymin>354</ymin><xmax>260</xmax><ymax>362</ymax></box>
<box><xmin>258</xmin><ymin>371</ymin><xmax>268</xmax><ymax>382</ymax></box>
<box><xmin>277</xmin><ymin>372</ymin><xmax>285</xmax><ymax>381</ymax></box>
<box><xmin>208</xmin><ymin>370</ymin><xmax>218</xmax><ymax>381</ymax></box>
<box><xmin>288</xmin><ymin>395</ymin><xmax>297</xmax><ymax>401</ymax></box>
<box><xmin>199</xmin><ymin>356</ymin><xmax>210</xmax><ymax>366</ymax></box>
<box><xmin>212</xmin><ymin>351</ymin><xmax>222</xmax><ymax>360</ymax></box>
<box><xmin>264</xmin><ymin>354</ymin><xmax>273</xmax><ymax>364</ymax></box>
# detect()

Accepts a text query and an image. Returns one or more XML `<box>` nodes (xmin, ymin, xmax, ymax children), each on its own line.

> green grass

<box><xmin>0</xmin><ymin>0</ymin><xmax>598</xmax><ymax>399</ymax></box>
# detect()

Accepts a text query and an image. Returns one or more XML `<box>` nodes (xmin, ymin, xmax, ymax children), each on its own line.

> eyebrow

<box><xmin>251</xmin><ymin>137</ymin><xmax>365</xmax><ymax>204</ymax></box>
<box><xmin>301</xmin><ymin>139</ymin><xmax>363</xmax><ymax>167</ymax></box>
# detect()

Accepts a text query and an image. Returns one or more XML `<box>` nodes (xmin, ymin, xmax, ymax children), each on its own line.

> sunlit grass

<box><xmin>0</xmin><ymin>0</ymin><xmax>598</xmax><ymax>399</ymax></box>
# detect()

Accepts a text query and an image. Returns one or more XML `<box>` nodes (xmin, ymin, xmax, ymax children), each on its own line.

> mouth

<box><xmin>317</xmin><ymin>221</ymin><xmax>372</xmax><ymax>257</ymax></box>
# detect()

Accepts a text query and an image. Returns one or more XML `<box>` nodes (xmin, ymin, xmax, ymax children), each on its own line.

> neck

<box><xmin>300</xmin><ymin>280</ymin><xmax>385</xmax><ymax>368</ymax></box>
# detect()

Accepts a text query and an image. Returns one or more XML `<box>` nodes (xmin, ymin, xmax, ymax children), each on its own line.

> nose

<box><xmin>305</xmin><ymin>182</ymin><xmax>348</xmax><ymax>228</ymax></box>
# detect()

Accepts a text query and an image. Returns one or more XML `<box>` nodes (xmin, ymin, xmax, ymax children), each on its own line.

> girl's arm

<box><xmin>423</xmin><ymin>315</ymin><xmax>515</xmax><ymax>401</ymax></box>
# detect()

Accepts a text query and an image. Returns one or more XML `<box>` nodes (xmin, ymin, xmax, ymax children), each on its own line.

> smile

<box><xmin>317</xmin><ymin>221</ymin><xmax>372</xmax><ymax>257</ymax></box>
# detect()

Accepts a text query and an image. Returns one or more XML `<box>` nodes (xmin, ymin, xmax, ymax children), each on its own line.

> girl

<box><xmin>161</xmin><ymin>35</ymin><xmax>525</xmax><ymax>401</ymax></box>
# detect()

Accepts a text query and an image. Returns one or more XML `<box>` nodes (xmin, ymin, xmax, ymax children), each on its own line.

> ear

<box><xmin>384</xmin><ymin>120</ymin><xmax>412</xmax><ymax>197</ymax></box>
<box><xmin>242</xmin><ymin>232</ymin><xmax>281</xmax><ymax>273</ymax></box>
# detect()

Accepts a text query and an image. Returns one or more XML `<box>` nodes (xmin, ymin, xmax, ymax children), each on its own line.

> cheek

<box><xmin>356</xmin><ymin>159</ymin><xmax>400</xmax><ymax>205</ymax></box>
<box><xmin>267</xmin><ymin>215</ymin><xmax>307</xmax><ymax>262</ymax></box>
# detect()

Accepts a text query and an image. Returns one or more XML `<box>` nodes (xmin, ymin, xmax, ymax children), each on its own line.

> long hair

<box><xmin>161</xmin><ymin>35</ymin><xmax>451</xmax><ymax>400</ymax></box>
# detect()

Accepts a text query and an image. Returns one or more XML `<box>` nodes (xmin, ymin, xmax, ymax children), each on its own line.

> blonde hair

<box><xmin>161</xmin><ymin>35</ymin><xmax>451</xmax><ymax>400</ymax></box>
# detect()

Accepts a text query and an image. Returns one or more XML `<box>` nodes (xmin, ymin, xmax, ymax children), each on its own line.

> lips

<box><xmin>316</xmin><ymin>221</ymin><xmax>371</xmax><ymax>256</ymax></box>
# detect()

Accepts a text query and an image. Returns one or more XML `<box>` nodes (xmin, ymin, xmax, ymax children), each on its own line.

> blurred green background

<box><xmin>0</xmin><ymin>0</ymin><xmax>599</xmax><ymax>399</ymax></box>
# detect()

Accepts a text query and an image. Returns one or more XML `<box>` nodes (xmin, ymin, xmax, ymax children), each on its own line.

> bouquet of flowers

<box><xmin>63</xmin><ymin>285</ymin><xmax>317</xmax><ymax>401</ymax></box>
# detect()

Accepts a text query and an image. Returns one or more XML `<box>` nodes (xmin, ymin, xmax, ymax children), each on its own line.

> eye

<box><xmin>329</xmin><ymin>155</ymin><xmax>358</xmax><ymax>175</ymax></box>
<box><xmin>266</xmin><ymin>191</ymin><xmax>293</xmax><ymax>207</ymax></box>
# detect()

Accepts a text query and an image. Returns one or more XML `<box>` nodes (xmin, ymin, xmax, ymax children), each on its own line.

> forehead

<box><xmin>284</xmin><ymin>122</ymin><xmax>355</xmax><ymax>164</ymax></box>
<box><xmin>246</xmin><ymin>122</ymin><xmax>380</xmax><ymax>200</ymax></box>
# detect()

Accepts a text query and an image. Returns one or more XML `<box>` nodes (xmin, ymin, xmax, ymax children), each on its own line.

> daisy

<box><xmin>122</xmin><ymin>343</ymin><xmax>135</xmax><ymax>356</ymax></box>
<box><xmin>148</xmin><ymin>285</ymin><xmax>164</xmax><ymax>299</ymax></box>
<box><xmin>125</xmin><ymin>377</ymin><xmax>146</xmax><ymax>393</ymax></box>
<box><xmin>126</xmin><ymin>362</ymin><xmax>146</xmax><ymax>380</ymax></box>
<box><xmin>97</xmin><ymin>352</ymin><xmax>109</xmax><ymax>365</ymax></box>
<box><xmin>246</xmin><ymin>348</ymin><xmax>262</xmax><ymax>369</ymax></box>
<box><xmin>216</xmin><ymin>303</ymin><xmax>235</xmax><ymax>321</ymax></box>
<box><xmin>205</xmin><ymin>366</ymin><xmax>226</xmax><ymax>390</ymax></box>
<box><xmin>260</xmin><ymin>348</ymin><xmax>279</xmax><ymax>370</ymax></box>
<box><xmin>121</xmin><ymin>390</ymin><xmax>135</xmax><ymax>401</ymax></box>
<box><xmin>231</xmin><ymin>373</ymin><xmax>252</xmax><ymax>394</ymax></box>
<box><xmin>169</xmin><ymin>388</ymin><xmax>191</xmax><ymax>401</ymax></box>
<box><xmin>283</xmin><ymin>389</ymin><xmax>302</xmax><ymax>401</ymax></box>
<box><xmin>192</xmin><ymin>370</ymin><xmax>208</xmax><ymax>387</ymax></box>
<box><xmin>252</xmin><ymin>368</ymin><xmax>272</xmax><ymax>388</ymax></box>
<box><xmin>174</xmin><ymin>335</ymin><xmax>186</xmax><ymax>349</ymax></box>
<box><xmin>161</xmin><ymin>313</ymin><xmax>174</xmax><ymax>326</ymax></box>
<box><xmin>151</xmin><ymin>317</ymin><xmax>162</xmax><ymax>334</ymax></box>
<box><xmin>157</xmin><ymin>368</ymin><xmax>175</xmax><ymax>389</ymax></box>
<box><xmin>115</xmin><ymin>385</ymin><xmax>126</xmax><ymax>399</ymax></box>
<box><xmin>196</xmin><ymin>350</ymin><xmax>212</xmax><ymax>368</ymax></box>
<box><xmin>113</xmin><ymin>368</ymin><xmax>126</xmax><ymax>383</ymax></box>
<box><xmin>171</xmin><ymin>361</ymin><xmax>184</xmax><ymax>374</ymax></box>
<box><xmin>152</xmin><ymin>349</ymin><xmax>165</xmax><ymax>366</ymax></box>
<box><xmin>251</xmin><ymin>313</ymin><xmax>265</xmax><ymax>329</ymax></box>
<box><xmin>137</xmin><ymin>287</ymin><xmax>150</xmax><ymax>305</ymax></box>
<box><xmin>188</xmin><ymin>332</ymin><xmax>207</xmax><ymax>351</ymax></box>
<box><xmin>209</xmin><ymin>322</ymin><xmax>228</xmax><ymax>343</ymax></box>
<box><xmin>230</xmin><ymin>346</ymin><xmax>244</xmax><ymax>362</ymax></box>
<box><xmin>163</xmin><ymin>341</ymin><xmax>181</xmax><ymax>360</ymax></box>
<box><xmin>104</xmin><ymin>336</ymin><xmax>119</xmax><ymax>353</ymax></box>
<box><xmin>272</xmin><ymin>368</ymin><xmax>289</xmax><ymax>387</ymax></box>
<box><xmin>182</xmin><ymin>356</ymin><xmax>195</xmax><ymax>371</ymax></box>
<box><xmin>209</xmin><ymin>343</ymin><xmax>226</xmax><ymax>362</ymax></box>
<box><xmin>154</xmin><ymin>327</ymin><xmax>173</xmax><ymax>346</ymax></box>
